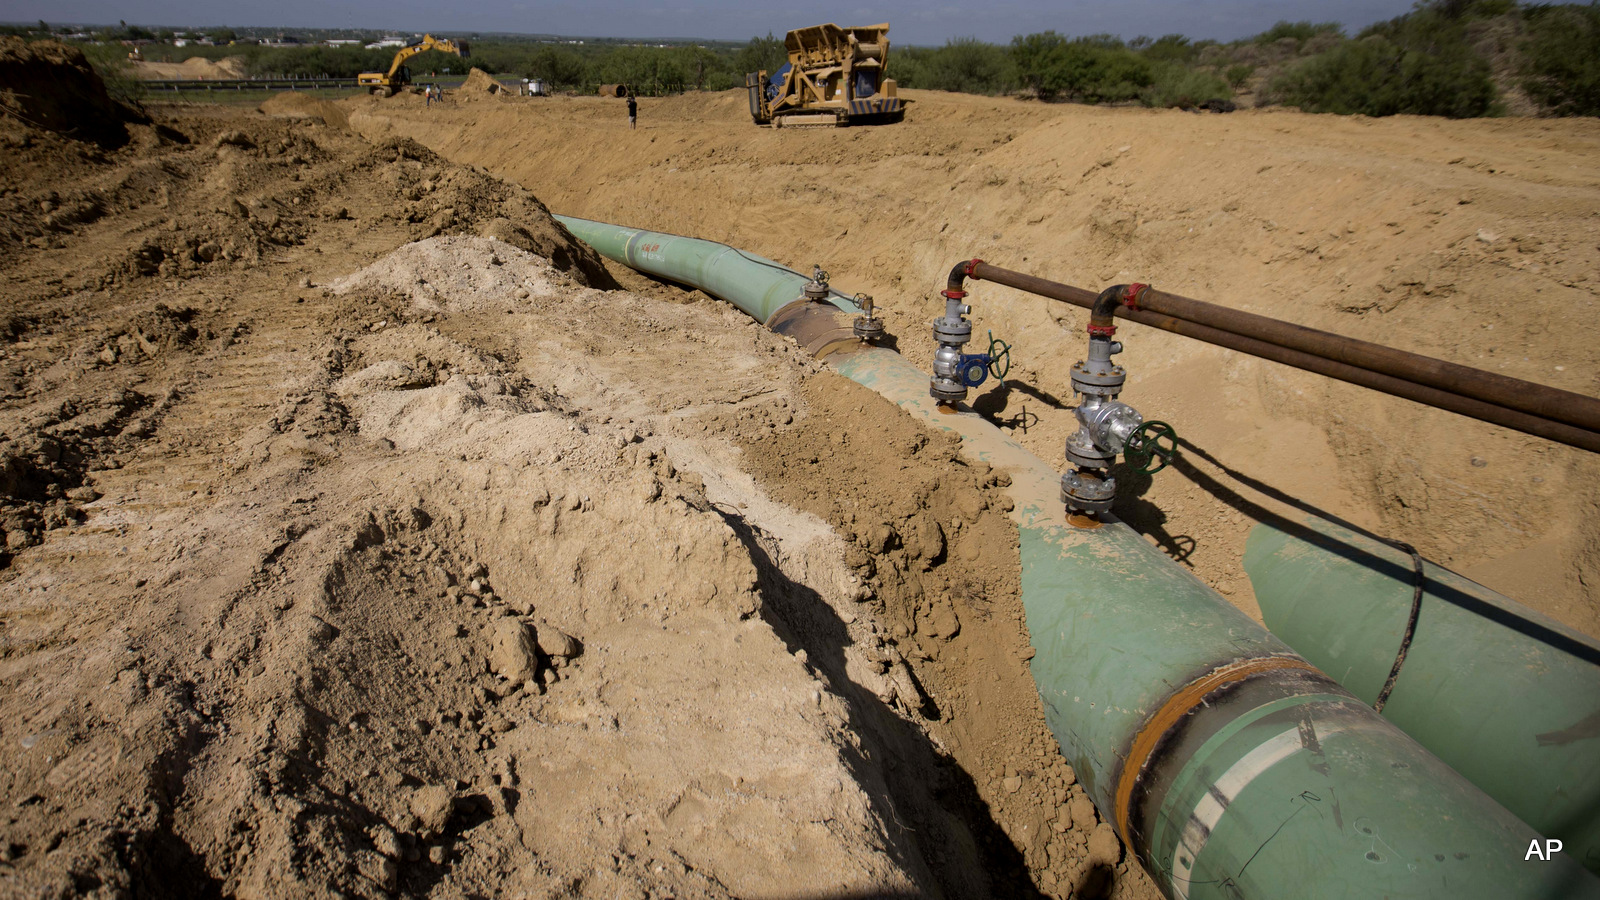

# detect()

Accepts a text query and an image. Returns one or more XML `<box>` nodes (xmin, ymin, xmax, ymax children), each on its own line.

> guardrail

<box><xmin>142</xmin><ymin>78</ymin><xmax>362</xmax><ymax>92</ymax></box>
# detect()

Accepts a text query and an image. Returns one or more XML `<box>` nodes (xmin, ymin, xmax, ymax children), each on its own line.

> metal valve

<box><xmin>804</xmin><ymin>265</ymin><xmax>830</xmax><ymax>301</ymax></box>
<box><xmin>852</xmin><ymin>293</ymin><xmax>886</xmax><ymax>343</ymax></box>
<box><xmin>1061</xmin><ymin>296</ymin><xmax>1176</xmax><ymax>517</ymax></box>
<box><xmin>930</xmin><ymin>291</ymin><xmax>976</xmax><ymax>403</ymax></box>
<box><xmin>930</xmin><ymin>291</ymin><xmax>1011</xmax><ymax>403</ymax></box>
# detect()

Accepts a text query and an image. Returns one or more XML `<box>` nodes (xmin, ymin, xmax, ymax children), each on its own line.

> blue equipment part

<box><xmin>854</xmin><ymin>69</ymin><xmax>877</xmax><ymax>98</ymax></box>
<box><xmin>767</xmin><ymin>63</ymin><xmax>791</xmax><ymax>102</ymax></box>
<box><xmin>959</xmin><ymin>355</ymin><xmax>990</xmax><ymax>388</ymax></box>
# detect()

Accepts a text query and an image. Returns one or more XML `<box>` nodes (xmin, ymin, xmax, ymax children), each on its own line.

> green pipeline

<box><xmin>1244</xmin><ymin>518</ymin><xmax>1600</xmax><ymax>875</ymax></box>
<box><xmin>555</xmin><ymin>215</ymin><xmax>864</xmax><ymax>323</ymax></box>
<box><xmin>558</xmin><ymin>216</ymin><xmax>1600</xmax><ymax>898</ymax></box>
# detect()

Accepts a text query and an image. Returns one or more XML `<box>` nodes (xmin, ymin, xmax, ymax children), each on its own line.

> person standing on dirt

<box><xmin>627</xmin><ymin>93</ymin><xmax>638</xmax><ymax>130</ymax></box>
<box><xmin>425</xmin><ymin>84</ymin><xmax>433</xmax><ymax>108</ymax></box>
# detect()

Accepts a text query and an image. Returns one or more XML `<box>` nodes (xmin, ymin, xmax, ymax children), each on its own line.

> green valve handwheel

<box><xmin>986</xmin><ymin>331</ymin><xmax>1011</xmax><ymax>385</ymax></box>
<box><xmin>1125</xmin><ymin>420</ymin><xmax>1178</xmax><ymax>473</ymax></box>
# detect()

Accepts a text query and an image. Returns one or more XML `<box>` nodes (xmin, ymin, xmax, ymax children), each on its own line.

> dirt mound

<box><xmin>329</xmin><ymin>235</ymin><xmax>571</xmax><ymax>311</ymax></box>
<box><xmin>345</xmin><ymin>136</ymin><xmax>615</xmax><ymax>288</ymax></box>
<box><xmin>0</xmin><ymin>100</ymin><xmax>1160</xmax><ymax>898</ymax></box>
<box><xmin>131</xmin><ymin>56</ymin><xmax>247</xmax><ymax>80</ymax></box>
<box><xmin>0</xmin><ymin>37</ymin><xmax>141</xmax><ymax>148</ymax></box>
<box><xmin>460</xmin><ymin>68</ymin><xmax>504</xmax><ymax>96</ymax></box>
<box><xmin>260</xmin><ymin>91</ymin><xmax>349</xmax><ymax>130</ymax></box>
<box><xmin>180</xmin><ymin>55</ymin><xmax>244</xmax><ymax>78</ymax></box>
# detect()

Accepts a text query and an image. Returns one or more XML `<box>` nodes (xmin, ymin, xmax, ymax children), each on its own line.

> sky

<box><xmin>13</xmin><ymin>1</ymin><xmax>1422</xmax><ymax>46</ymax></box>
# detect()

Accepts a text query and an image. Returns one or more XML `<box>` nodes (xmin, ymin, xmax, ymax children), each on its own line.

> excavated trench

<box><xmin>2</xmin><ymin>62</ymin><xmax>1599</xmax><ymax>899</ymax></box>
<box><xmin>344</xmin><ymin>86</ymin><xmax>1600</xmax><ymax>641</ymax></box>
<box><xmin>0</xmin><ymin>93</ymin><xmax>1158</xmax><ymax>897</ymax></box>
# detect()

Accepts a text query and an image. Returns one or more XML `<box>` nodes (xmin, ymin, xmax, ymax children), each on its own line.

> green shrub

<box><xmin>904</xmin><ymin>37</ymin><xmax>1014</xmax><ymax>94</ymax></box>
<box><xmin>1520</xmin><ymin>2</ymin><xmax>1600</xmax><ymax>115</ymax></box>
<box><xmin>732</xmin><ymin>33</ymin><xmax>785</xmax><ymax>77</ymax></box>
<box><xmin>1010</xmin><ymin>31</ymin><xmax>1153</xmax><ymax>102</ymax></box>
<box><xmin>524</xmin><ymin>46</ymin><xmax>590</xmax><ymax>88</ymax></box>
<box><xmin>1225</xmin><ymin>63</ymin><xmax>1256</xmax><ymax>88</ymax></box>
<box><xmin>1137</xmin><ymin>33</ymin><xmax>1199</xmax><ymax>64</ymax></box>
<box><xmin>1254</xmin><ymin>21</ymin><xmax>1345</xmax><ymax>45</ymax></box>
<box><xmin>1142</xmin><ymin>63</ymin><xmax>1232</xmax><ymax>107</ymax></box>
<box><xmin>1010</xmin><ymin>30</ymin><xmax>1069</xmax><ymax>96</ymax></box>
<box><xmin>1272</xmin><ymin>8</ymin><xmax>1497</xmax><ymax>117</ymax></box>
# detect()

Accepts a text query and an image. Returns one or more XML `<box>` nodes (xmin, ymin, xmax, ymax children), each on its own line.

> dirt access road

<box><xmin>351</xmin><ymin>84</ymin><xmax>1600</xmax><ymax>636</ymax></box>
<box><xmin>1</xmin><ymin>54</ymin><xmax>1153</xmax><ymax>900</ymax></box>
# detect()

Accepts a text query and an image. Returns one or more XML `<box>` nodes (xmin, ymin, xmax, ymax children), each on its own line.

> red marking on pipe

<box><xmin>964</xmin><ymin>258</ymin><xmax>985</xmax><ymax>278</ymax></box>
<box><xmin>942</xmin><ymin>289</ymin><xmax>967</xmax><ymax>300</ymax></box>
<box><xmin>1125</xmin><ymin>283</ymin><xmax>1150</xmax><ymax>310</ymax></box>
<box><xmin>1088</xmin><ymin>323</ymin><xmax>1117</xmax><ymax>337</ymax></box>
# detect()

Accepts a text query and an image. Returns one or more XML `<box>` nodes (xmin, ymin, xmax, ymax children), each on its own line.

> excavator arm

<box><xmin>385</xmin><ymin>35</ymin><xmax>469</xmax><ymax>80</ymax></box>
<box><xmin>360</xmin><ymin>34</ymin><xmax>470</xmax><ymax>95</ymax></box>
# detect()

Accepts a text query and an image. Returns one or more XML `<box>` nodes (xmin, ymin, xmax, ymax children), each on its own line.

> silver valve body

<box><xmin>1062</xmin><ymin>335</ymin><xmax>1143</xmax><ymax>515</ymax></box>
<box><xmin>930</xmin><ymin>293</ymin><xmax>975</xmax><ymax>402</ymax></box>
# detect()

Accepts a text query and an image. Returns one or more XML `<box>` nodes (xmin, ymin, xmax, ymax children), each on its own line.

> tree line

<box><xmin>21</xmin><ymin>1</ymin><xmax>1600</xmax><ymax>117</ymax></box>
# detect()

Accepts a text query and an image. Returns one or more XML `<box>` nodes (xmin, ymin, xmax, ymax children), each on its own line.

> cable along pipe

<box><xmin>954</xmin><ymin>262</ymin><xmax>1600</xmax><ymax>454</ymax></box>
<box><xmin>553</xmin><ymin>215</ymin><xmax>1600</xmax><ymax>900</ymax></box>
<box><xmin>1244</xmin><ymin>516</ymin><xmax>1600</xmax><ymax>876</ymax></box>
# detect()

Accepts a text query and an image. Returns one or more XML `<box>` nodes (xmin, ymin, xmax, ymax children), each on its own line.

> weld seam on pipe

<box><xmin>1111</xmin><ymin>655</ymin><xmax>1318</xmax><ymax>844</ymax></box>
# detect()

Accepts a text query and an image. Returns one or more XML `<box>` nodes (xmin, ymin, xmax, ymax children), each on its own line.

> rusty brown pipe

<box><xmin>961</xmin><ymin>262</ymin><xmax>1600</xmax><ymax>455</ymax></box>
<box><xmin>966</xmin><ymin>262</ymin><xmax>1600</xmax><ymax>435</ymax></box>
<box><xmin>1088</xmin><ymin>284</ymin><xmax>1133</xmax><ymax>336</ymax></box>
<box><xmin>944</xmin><ymin>258</ymin><xmax>981</xmax><ymax>296</ymax></box>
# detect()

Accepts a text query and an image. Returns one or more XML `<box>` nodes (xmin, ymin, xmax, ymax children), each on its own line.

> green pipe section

<box><xmin>1244</xmin><ymin>518</ymin><xmax>1600</xmax><ymax>875</ymax></box>
<box><xmin>560</xmin><ymin>216</ymin><xmax>1600</xmax><ymax>899</ymax></box>
<box><xmin>555</xmin><ymin>214</ymin><xmax>864</xmax><ymax>323</ymax></box>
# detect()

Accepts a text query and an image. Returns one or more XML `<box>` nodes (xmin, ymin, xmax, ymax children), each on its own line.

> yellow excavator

<box><xmin>358</xmin><ymin>34</ymin><xmax>470</xmax><ymax>96</ymax></box>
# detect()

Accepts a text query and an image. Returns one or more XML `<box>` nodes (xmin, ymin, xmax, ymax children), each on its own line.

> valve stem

<box><xmin>853</xmin><ymin>293</ymin><xmax>886</xmax><ymax>343</ymax></box>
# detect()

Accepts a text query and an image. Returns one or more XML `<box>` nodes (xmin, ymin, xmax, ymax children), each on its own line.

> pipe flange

<box><xmin>1071</xmin><ymin>360</ymin><xmax>1127</xmax><ymax>389</ymax></box>
<box><xmin>933</xmin><ymin>319</ymin><xmax>973</xmax><ymax>344</ymax></box>
<box><xmin>930</xmin><ymin>379</ymin><xmax>968</xmax><ymax>403</ymax></box>
<box><xmin>1062</xmin><ymin>469</ymin><xmax>1116</xmax><ymax>514</ymax></box>
<box><xmin>854</xmin><ymin>316</ymin><xmax>885</xmax><ymax>343</ymax></box>
<box><xmin>1065</xmin><ymin>430</ymin><xmax>1114</xmax><ymax>469</ymax></box>
<box><xmin>1065</xmin><ymin>446</ymin><xmax>1114</xmax><ymax>470</ymax></box>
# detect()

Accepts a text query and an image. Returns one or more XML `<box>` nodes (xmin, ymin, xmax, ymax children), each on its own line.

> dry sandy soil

<box><xmin>1</xmin><ymin>53</ymin><xmax>1597</xmax><ymax>900</ymax></box>
<box><xmin>349</xmin><ymin>83</ymin><xmax>1600</xmax><ymax>635</ymax></box>
<box><xmin>3</xmin><ymin>65</ymin><xmax>1144</xmax><ymax>900</ymax></box>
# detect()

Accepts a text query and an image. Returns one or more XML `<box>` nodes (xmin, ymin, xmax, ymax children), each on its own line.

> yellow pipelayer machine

<box><xmin>745</xmin><ymin>23</ymin><xmax>905</xmax><ymax>127</ymax></box>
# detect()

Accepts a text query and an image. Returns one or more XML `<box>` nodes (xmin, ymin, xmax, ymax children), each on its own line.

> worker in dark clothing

<box><xmin>627</xmin><ymin>93</ymin><xmax>637</xmax><ymax>130</ymax></box>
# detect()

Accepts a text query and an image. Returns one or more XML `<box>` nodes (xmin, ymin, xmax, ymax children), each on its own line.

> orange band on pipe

<box><xmin>1113</xmin><ymin>656</ymin><xmax>1318</xmax><ymax>845</ymax></box>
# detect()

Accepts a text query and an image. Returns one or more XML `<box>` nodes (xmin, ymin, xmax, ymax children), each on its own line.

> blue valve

<box><xmin>959</xmin><ymin>355</ymin><xmax>991</xmax><ymax>388</ymax></box>
<box><xmin>957</xmin><ymin>332</ymin><xmax>1013</xmax><ymax>389</ymax></box>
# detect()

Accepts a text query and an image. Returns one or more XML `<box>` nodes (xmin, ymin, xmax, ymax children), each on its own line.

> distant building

<box><xmin>324</xmin><ymin>39</ymin><xmax>363</xmax><ymax>47</ymax></box>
